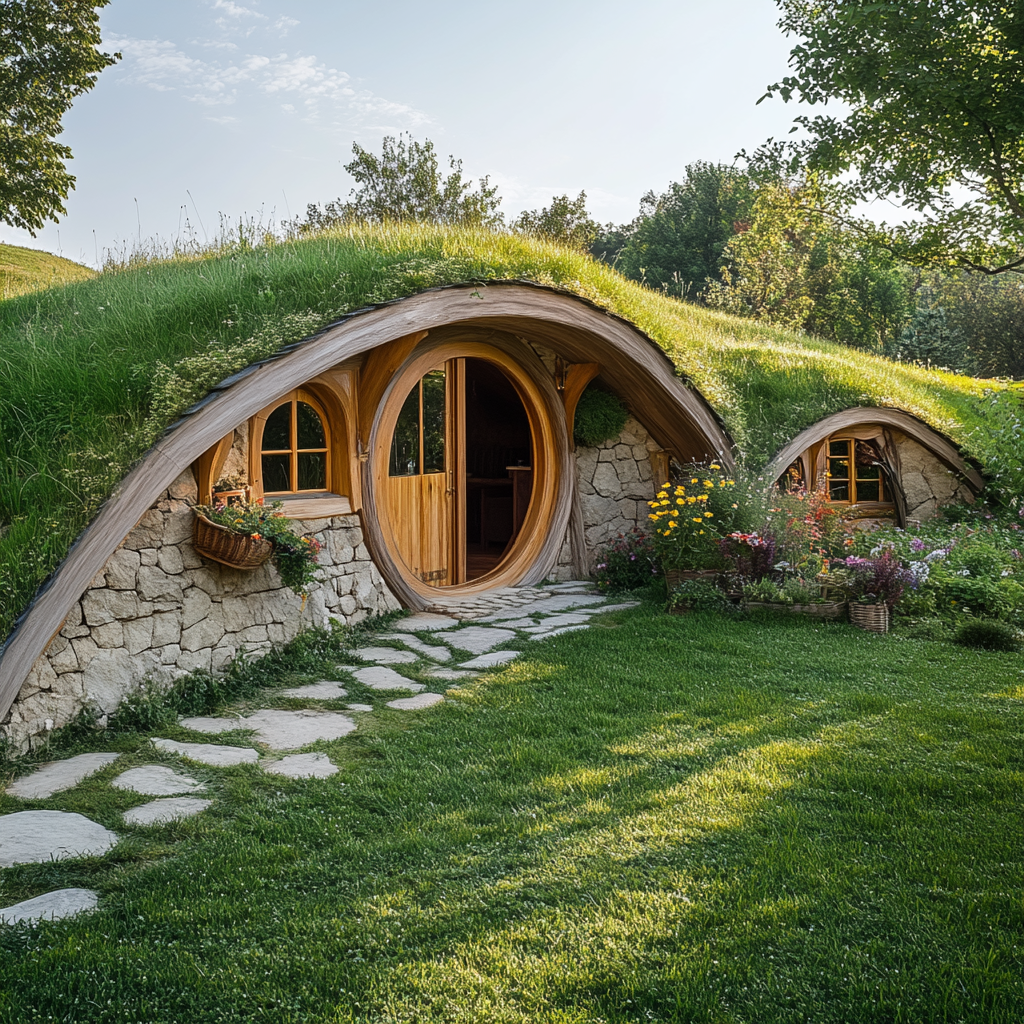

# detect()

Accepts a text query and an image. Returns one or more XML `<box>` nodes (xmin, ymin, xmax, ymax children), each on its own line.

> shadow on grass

<box><xmin>1</xmin><ymin>609</ymin><xmax>1022</xmax><ymax>1023</ymax></box>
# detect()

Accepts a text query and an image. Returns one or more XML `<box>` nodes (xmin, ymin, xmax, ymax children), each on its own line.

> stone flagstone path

<box><xmin>1</xmin><ymin>581</ymin><xmax>637</xmax><ymax>924</ymax></box>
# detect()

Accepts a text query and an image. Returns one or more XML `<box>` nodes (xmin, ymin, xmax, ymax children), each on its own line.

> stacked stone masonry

<box><xmin>3</xmin><ymin>470</ymin><xmax>399</xmax><ymax>754</ymax></box>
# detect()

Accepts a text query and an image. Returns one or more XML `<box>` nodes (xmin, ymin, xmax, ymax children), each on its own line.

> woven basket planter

<box><xmin>193</xmin><ymin>514</ymin><xmax>274</xmax><ymax>570</ymax></box>
<box><xmin>665</xmin><ymin>569</ymin><xmax>720</xmax><ymax>591</ymax></box>
<box><xmin>744</xmin><ymin>601</ymin><xmax>846</xmax><ymax>620</ymax></box>
<box><xmin>849</xmin><ymin>602</ymin><xmax>890</xmax><ymax>633</ymax></box>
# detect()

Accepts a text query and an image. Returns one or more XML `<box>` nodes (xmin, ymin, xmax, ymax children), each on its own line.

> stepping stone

<box><xmin>263</xmin><ymin>753</ymin><xmax>338</xmax><ymax>779</ymax></box>
<box><xmin>379</xmin><ymin>633</ymin><xmax>452</xmax><ymax>661</ymax></box>
<box><xmin>179</xmin><ymin>715</ymin><xmax>247</xmax><ymax>735</ymax></box>
<box><xmin>391</xmin><ymin>613</ymin><xmax>460</xmax><ymax>632</ymax></box>
<box><xmin>351</xmin><ymin>646</ymin><xmax>417</xmax><ymax>665</ymax></box>
<box><xmin>124</xmin><ymin>797</ymin><xmax>212</xmax><ymax>826</ymax></box>
<box><xmin>152</xmin><ymin>738</ymin><xmax>259</xmax><ymax>767</ymax></box>
<box><xmin>182</xmin><ymin>710</ymin><xmax>356</xmax><ymax>749</ymax></box>
<box><xmin>1</xmin><ymin>888</ymin><xmax>99</xmax><ymax>926</ymax></box>
<box><xmin>591</xmin><ymin>601</ymin><xmax>641</xmax><ymax>613</ymax></box>
<box><xmin>434</xmin><ymin>626</ymin><xmax>516</xmax><ymax>655</ymax></box>
<box><xmin>533</xmin><ymin>612</ymin><xmax>592</xmax><ymax>628</ymax></box>
<box><xmin>351</xmin><ymin>666</ymin><xmax>424</xmax><ymax>692</ymax></box>
<box><xmin>424</xmin><ymin>667</ymin><xmax>478</xmax><ymax>680</ymax></box>
<box><xmin>386</xmin><ymin>693</ymin><xmax>445</xmax><ymax>711</ymax></box>
<box><xmin>345</xmin><ymin>703</ymin><xmax>374</xmax><ymax>712</ymax></box>
<box><xmin>484</xmin><ymin>617</ymin><xmax>537</xmax><ymax>629</ymax></box>
<box><xmin>458</xmin><ymin>651</ymin><xmax>520</xmax><ymax>669</ymax></box>
<box><xmin>546</xmin><ymin>580</ymin><xmax>594</xmax><ymax>590</ymax></box>
<box><xmin>112</xmin><ymin>766</ymin><xmax>202</xmax><ymax>796</ymax></box>
<box><xmin>6</xmin><ymin>752</ymin><xmax>120</xmax><ymax>799</ymax></box>
<box><xmin>0</xmin><ymin>811</ymin><xmax>117</xmax><ymax>868</ymax></box>
<box><xmin>280</xmin><ymin>681</ymin><xmax>349</xmax><ymax>699</ymax></box>
<box><xmin>530</xmin><ymin>624</ymin><xmax>591</xmax><ymax>640</ymax></box>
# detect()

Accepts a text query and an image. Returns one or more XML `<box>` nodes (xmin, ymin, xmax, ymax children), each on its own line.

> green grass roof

<box><xmin>0</xmin><ymin>224</ymin><xmax>1018</xmax><ymax>642</ymax></box>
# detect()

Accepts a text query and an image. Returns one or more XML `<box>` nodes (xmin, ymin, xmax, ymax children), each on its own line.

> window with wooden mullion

<box><xmin>826</xmin><ymin>438</ymin><xmax>885</xmax><ymax>504</ymax></box>
<box><xmin>261</xmin><ymin>393</ymin><xmax>329</xmax><ymax>494</ymax></box>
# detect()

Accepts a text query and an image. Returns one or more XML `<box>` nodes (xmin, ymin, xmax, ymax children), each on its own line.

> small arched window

<box><xmin>826</xmin><ymin>437</ymin><xmax>887</xmax><ymax>504</ymax></box>
<box><xmin>259</xmin><ymin>390</ymin><xmax>330</xmax><ymax>495</ymax></box>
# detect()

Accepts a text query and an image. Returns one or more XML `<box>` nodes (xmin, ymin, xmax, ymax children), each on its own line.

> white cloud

<box><xmin>211</xmin><ymin>0</ymin><xmax>266</xmax><ymax>19</ymax></box>
<box><xmin>108</xmin><ymin>34</ymin><xmax>433</xmax><ymax>132</ymax></box>
<box><xmin>273</xmin><ymin>15</ymin><xmax>299</xmax><ymax>34</ymax></box>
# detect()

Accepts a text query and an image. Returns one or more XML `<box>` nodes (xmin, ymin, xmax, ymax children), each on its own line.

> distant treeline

<box><xmin>293</xmin><ymin>137</ymin><xmax>1023</xmax><ymax>380</ymax></box>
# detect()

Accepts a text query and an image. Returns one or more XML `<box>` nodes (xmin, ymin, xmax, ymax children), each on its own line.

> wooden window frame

<box><xmin>825</xmin><ymin>436</ymin><xmax>892</xmax><ymax>506</ymax></box>
<box><xmin>252</xmin><ymin>389</ymin><xmax>332</xmax><ymax>497</ymax></box>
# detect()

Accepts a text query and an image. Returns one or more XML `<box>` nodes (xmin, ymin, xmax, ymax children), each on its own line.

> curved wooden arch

<box><xmin>0</xmin><ymin>282</ymin><xmax>734</xmax><ymax>722</ymax></box>
<box><xmin>763</xmin><ymin>408</ymin><xmax>984</xmax><ymax>493</ymax></box>
<box><xmin>364</xmin><ymin>335</ymin><xmax>571</xmax><ymax>607</ymax></box>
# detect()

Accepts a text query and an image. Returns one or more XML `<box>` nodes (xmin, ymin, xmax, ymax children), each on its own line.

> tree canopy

<box><xmin>511</xmin><ymin>191</ymin><xmax>599</xmax><ymax>250</ymax></box>
<box><xmin>299</xmin><ymin>134</ymin><xmax>503</xmax><ymax>232</ymax></box>
<box><xmin>761</xmin><ymin>0</ymin><xmax>1024</xmax><ymax>274</ymax></box>
<box><xmin>0</xmin><ymin>0</ymin><xmax>119</xmax><ymax>233</ymax></box>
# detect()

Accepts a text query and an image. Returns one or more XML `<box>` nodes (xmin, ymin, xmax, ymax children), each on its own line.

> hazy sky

<box><xmin>6</xmin><ymin>0</ymin><xmax>803</xmax><ymax>266</ymax></box>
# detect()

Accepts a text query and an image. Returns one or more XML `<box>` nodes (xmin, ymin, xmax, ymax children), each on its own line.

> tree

<box><xmin>511</xmin><ymin>191</ymin><xmax>599</xmax><ymax>251</ymax></box>
<box><xmin>760</xmin><ymin>1</ymin><xmax>1024</xmax><ymax>274</ymax></box>
<box><xmin>615</xmin><ymin>163</ymin><xmax>755</xmax><ymax>298</ymax></box>
<box><xmin>298</xmin><ymin>134</ymin><xmax>503</xmax><ymax>231</ymax></box>
<box><xmin>0</xmin><ymin>0</ymin><xmax>119</xmax><ymax>233</ymax></box>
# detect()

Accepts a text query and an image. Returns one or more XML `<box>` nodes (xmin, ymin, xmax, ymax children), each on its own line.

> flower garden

<box><xmin>594</xmin><ymin>462</ymin><xmax>1024</xmax><ymax>648</ymax></box>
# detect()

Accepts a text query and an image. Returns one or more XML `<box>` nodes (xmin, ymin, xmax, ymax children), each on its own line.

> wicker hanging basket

<box><xmin>193</xmin><ymin>514</ymin><xmax>274</xmax><ymax>570</ymax></box>
<box><xmin>849</xmin><ymin>602</ymin><xmax>889</xmax><ymax>634</ymax></box>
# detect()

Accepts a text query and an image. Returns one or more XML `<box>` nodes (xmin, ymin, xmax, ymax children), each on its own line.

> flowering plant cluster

<box><xmin>647</xmin><ymin>464</ymin><xmax>737</xmax><ymax>571</ymax></box>
<box><xmin>194</xmin><ymin>497</ymin><xmax>322</xmax><ymax>596</ymax></box>
<box><xmin>828</xmin><ymin>549</ymin><xmax>915</xmax><ymax>607</ymax></box>
<box><xmin>593</xmin><ymin>529</ymin><xmax>660</xmax><ymax>592</ymax></box>
<box><xmin>719</xmin><ymin>531</ymin><xmax>777</xmax><ymax>583</ymax></box>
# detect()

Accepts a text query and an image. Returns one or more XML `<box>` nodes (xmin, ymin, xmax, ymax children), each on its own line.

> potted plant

<box><xmin>192</xmin><ymin>497</ymin><xmax>322</xmax><ymax>595</ymax></box>
<box><xmin>828</xmin><ymin>549</ymin><xmax>914</xmax><ymax>633</ymax></box>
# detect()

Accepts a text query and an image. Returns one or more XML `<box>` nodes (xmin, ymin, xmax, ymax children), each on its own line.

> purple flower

<box><xmin>910</xmin><ymin>538</ymin><xmax>926</xmax><ymax>553</ymax></box>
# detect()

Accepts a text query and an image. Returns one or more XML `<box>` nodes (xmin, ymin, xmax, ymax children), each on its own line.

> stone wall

<box><xmin>3</xmin><ymin>470</ymin><xmax>400</xmax><ymax>755</ymax></box>
<box><xmin>892</xmin><ymin>430</ymin><xmax>975</xmax><ymax>520</ymax></box>
<box><xmin>546</xmin><ymin>415</ymin><xmax>662</xmax><ymax>580</ymax></box>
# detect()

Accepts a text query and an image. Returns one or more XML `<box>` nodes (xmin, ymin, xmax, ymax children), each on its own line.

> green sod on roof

<box><xmin>0</xmin><ymin>223</ymin><xmax>1017</xmax><ymax>644</ymax></box>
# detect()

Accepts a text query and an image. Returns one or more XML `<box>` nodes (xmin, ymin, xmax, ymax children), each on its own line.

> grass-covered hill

<box><xmin>0</xmin><ymin>242</ymin><xmax>94</xmax><ymax>300</ymax></box>
<box><xmin>0</xmin><ymin>225</ymin><xmax>1019</xmax><ymax>643</ymax></box>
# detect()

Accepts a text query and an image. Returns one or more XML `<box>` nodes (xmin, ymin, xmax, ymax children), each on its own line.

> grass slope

<box><xmin>0</xmin><ymin>225</ymin><xmax>1017</xmax><ymax>642</ymax></box>
<box><xmin>0</xmin><ymin>605</ymin><xmax>1021</xmax><ymax>1022</ymax></box>
<box><xmin>0</xmin><ymin>243</ymin><xmax>94</xmax><ymax>300</ymax></box>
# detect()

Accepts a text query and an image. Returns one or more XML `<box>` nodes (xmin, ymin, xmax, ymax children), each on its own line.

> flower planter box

<box><xmin>744</xmin><ymin>600</ymin><xmax>846</xmax><ymax>620</ymax></box>
<box><xmin>849</xmin><ymin>602</ymin><xmax>890</xmax><ymax>633</ymax></box>
<box><xmin>193</xmin><ymin>514</ymin><xmax>274</xmax><ymax>570</ymax></box>
<box><xmin>665</xmin><ymin>569</ymin><xmax>720</xmax><ymax>591</ymax></box>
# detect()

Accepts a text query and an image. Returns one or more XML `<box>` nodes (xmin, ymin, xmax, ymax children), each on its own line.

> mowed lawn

<box><xmin>1</xmin><ymin>601</ymin><xmax>1022</xmax><ymax>1023</ymax></box>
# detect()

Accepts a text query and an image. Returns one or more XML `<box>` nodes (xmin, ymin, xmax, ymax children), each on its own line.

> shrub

<box><xmin>648</xmin><ymin>463</ymin><xmax>737</xmax><ymax>570</ymax></box>
<box><xmin>573</xmin><ymin>386</ymin><xmax>629</xmax><ymax>447</ymax></box>
<box><xmin>593</xmin><ymin>529</ymin><xmax>660</xmax><ymax>591</ymax></box>
<box><xmin>954</xmin><ymin>618</ymin><xmax>1020</xmax><ymax>652</ymax></box>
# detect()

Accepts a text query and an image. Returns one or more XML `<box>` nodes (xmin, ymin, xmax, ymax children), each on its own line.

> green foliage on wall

<box><xmin>573</xmin><ymin>385</ymin><xmax>629</xmax><ymax>447</ymax></box>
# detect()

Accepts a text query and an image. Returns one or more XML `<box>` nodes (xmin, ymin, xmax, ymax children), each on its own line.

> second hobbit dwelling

<box><xmin>0</xmin><ymin>227</ymin><xmax>1012</xmax><ymax>752</ymax></box>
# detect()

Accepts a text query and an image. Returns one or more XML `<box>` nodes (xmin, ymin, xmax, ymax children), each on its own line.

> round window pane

<box><xmin>297</xmin><ymin>401</ymin><xmax>325</xmax><ymax>449</ymax></box>
<box><xmin>263</xmin><ymin>403</ymin><xmax>291</xmax><ymax>451</ymax></box>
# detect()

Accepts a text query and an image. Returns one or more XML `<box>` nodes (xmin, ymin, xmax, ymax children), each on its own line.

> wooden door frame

<box><xmin>364</xmin><ymin>335</ymin><xmax>572</xmax><ymax>606</ymax></box>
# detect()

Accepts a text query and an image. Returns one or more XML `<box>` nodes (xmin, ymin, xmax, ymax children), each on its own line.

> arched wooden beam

<box><xmin>0</xmin><ymin>282</ymin><xmax>734</xmax><ymax>723</ymax></box>
<box><xmin>763</xmin><ymin>407</ymin><xmax>984</xmax><ymax>493</ymax></box>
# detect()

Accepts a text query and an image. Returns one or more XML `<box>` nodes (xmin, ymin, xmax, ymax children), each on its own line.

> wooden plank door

<box><xmin>386</xmin><ymin>362</ymin><xmax>462</xmax><ymax>588</ymax></box>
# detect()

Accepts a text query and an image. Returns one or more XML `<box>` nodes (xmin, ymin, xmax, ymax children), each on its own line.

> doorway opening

<box><xmin>463</xmin><ymin>358</ymin><xmax>534</xmax><ymax>581</ymax></box>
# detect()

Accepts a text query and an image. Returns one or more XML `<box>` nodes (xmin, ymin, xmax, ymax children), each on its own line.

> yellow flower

<box><xmin>691</xmin><ymin>477</ymin><xmax>698</xmax><ymax>484</ymax></box>
<box><xmin>676</xmin><ymin>497</ymin><xmax>684</xmax><ymax>505</ymax></box>
<box><xmin>692</xmin><ymin>517</ymin><xmax>703</xmax><ymax>523</ymax></box>
<box><xmin>710</xmin><ymin>463</ymin><xmax>721</xmax><ymax>470</ymax></box>
<box><xmin>660</xmin><ymin>499</ymin><xmax>670</xmax><ymax>506</ymax></box>
<box><xmin>668</xmin><ymin>520</ymin><xmax>678</xmax><ymax>528</ymax></box>
<box><xmin>698</xmin><ymin>494</ymin><xmax>709</xmax><ymax>501</ymax></box>
<box><xmin>657</xmin><ymin>491</ymin><xmax>668</xmax><ymax>499</ymax></box>
<box><xmin>704</xmin><ymin>511</ymin><xmax>714</xmax><ymax>518</ymax></box>
<box><xmin>703</xmin><ymin>479</ymin><xmax>713</xmax><ymax>487</ymax></box>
